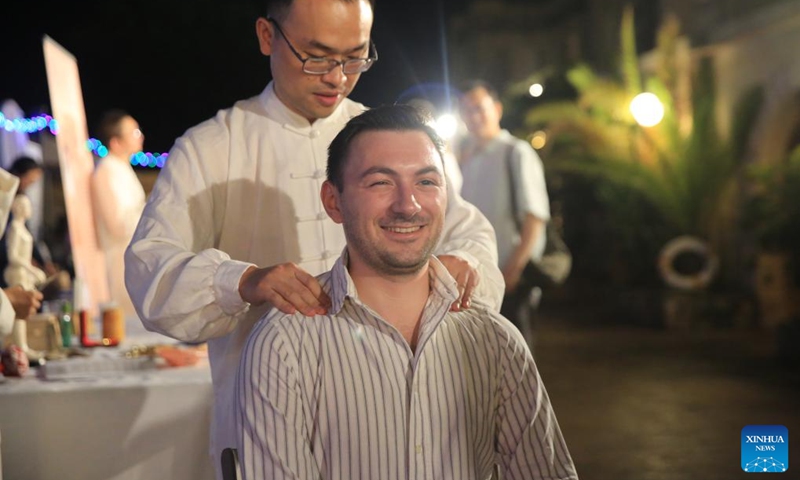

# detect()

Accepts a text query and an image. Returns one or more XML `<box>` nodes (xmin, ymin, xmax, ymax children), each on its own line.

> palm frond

<box><xmin>729</xmin><ymin>85</ymin><xmax>764</xmax><ymax>159</ymax></box>
<box><xmin>620</xmin><ymin>5</ymin><xmax>642</xmax><ymax>97</ymax></box>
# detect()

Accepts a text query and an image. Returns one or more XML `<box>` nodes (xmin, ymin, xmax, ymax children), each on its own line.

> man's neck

<box><xmin>461</xmin><ymin>130</ymin><xmax>501</xmax><ymax>163</ymax></box>
<box><xmin>474</xmin><ymin>128</ymin><xmax>501</xmax><ymax>149</ymax></box>
<box><xmin>107</xmin><ymin>151</ymin><xmax>130</xmax><ymax>162</ymax></box>
<box><xmin>350</xmin><ymin>263</ymin><xmax>431</xmax><ymax>351</ymax></box>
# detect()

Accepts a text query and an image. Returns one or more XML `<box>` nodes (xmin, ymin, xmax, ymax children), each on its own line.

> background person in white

<box><xmin>237</xmin><ymin>105</ymin><xmax>578</xmax><ymax>480</ymax></box>
<box><xmin>458</xmin><ymin>80</ymin><xmax>551</xmax><ymax>331</ymax></box>
<box><xmin>91</xmin><ymin>110</ymin><xmax>146</xmax><ymax>318</ymax></box>
<box><xmin>124</xmin><ymin>0</ymin><xmax>504</xmax><ymax>475</ymax></box>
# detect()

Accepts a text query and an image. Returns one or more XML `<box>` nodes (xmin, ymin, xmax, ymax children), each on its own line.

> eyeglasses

<box><xmin>268</xmin><ymin>18</ymin><xmax>378</xmax><ymax>75</ymax></box>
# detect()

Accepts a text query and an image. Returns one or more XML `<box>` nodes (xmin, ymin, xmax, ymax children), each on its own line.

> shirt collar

<box><xmin>462</xmin><ymin>129</ymin><xmax>512</xmax><ymax>155</ymax></box>
<box><xmin>259</xmin><ymin>81</ymin><xmax>356</xmax><ymax>133</ymax></box>
<box><xmin>328</xmin><ymin>247</ymin><xmax>461</xmax><ymax>316</ymax></box>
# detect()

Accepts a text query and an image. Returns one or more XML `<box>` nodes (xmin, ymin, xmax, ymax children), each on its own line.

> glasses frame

<box><xmin>267</xmin><ymin>17</ymin><xmax>378</xmax><ymax>75</ymax></box>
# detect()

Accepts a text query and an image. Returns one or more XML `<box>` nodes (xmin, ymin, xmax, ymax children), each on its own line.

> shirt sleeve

<box><xmin>511</xmin><ymin>141</ymin><xmax>551</xmax><ymax>223</ymax></box>
<box><xmin>496</xmin><ymin>328</ymin><xmax>578</xmax><ymax>479</ymax></box>
<box><xmin>0</xmin><ymin>172</ymin><xmax>22</xmax><ymax>334</ymax></box>
<box><xmin>237</xmin><ymin>315</ymin><xmax>320</xmax><ymax>480</ymax></box>
<box><xmin>124</xmin><ymin>123</ymin><xmax>255</xmax><ymax>343</ymax></box>
<box><xmin>0</xmin><ymin>289</ymin><xmax>14</xmax><ymax>338</ymax></box>
<box><xmin>437</xmin><ymin>177</ymin><xmax>505</xmax><ymax>311</ymax></box>
<box><xmin>0</xmin><ymin>169</ymin><xmax>19</xmax><ymax>229</ymax></box>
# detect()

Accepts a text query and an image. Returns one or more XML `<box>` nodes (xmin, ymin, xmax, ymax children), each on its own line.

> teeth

<box><xmin>386</xmin><ymin>226</ymin><xmax>420</xmax><ymax>233</ymax></box>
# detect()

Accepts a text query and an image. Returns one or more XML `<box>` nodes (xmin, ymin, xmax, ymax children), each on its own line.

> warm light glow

<box><xmin>530</xmin><ymin>130</ymin><xmax>547</xmax><ymax>150</ymax></box>
<box><xmin>434</xmin><ymin>113</ymin><xmax>458</xmax><ymax>140</ymax></box>
<box><xmin>529</xmin><ymin>83</ymin><xmax>544</xmax><ymax>98</ymax></box>
<box><xmin>630</xmin><ymin>92</ymin><xmax>664</xmax><ymax>127</ymax></box>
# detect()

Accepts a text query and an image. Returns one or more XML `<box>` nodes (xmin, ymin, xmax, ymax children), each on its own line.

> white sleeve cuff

<box><xmin>213</xmin><ymin>259</ymin><xmax>257</xmax><ymax>316</ymax></box>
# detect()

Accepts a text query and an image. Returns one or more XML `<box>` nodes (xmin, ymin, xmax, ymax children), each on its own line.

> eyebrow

<box><xmin>359</xmin><ymin>165</ymin><xmax>443</xmax><ymax>180</ymax></box>
<box><xmin>307</xmin><ymin>39</ymin><xmax>368</xmax><ymax>56</ymax></box>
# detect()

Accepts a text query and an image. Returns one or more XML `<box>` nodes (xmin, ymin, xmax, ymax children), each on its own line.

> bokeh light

<box><xmin>630</xmin><ymin>92</ymin><xmax>664</xmax><ymax>127</ymax></box>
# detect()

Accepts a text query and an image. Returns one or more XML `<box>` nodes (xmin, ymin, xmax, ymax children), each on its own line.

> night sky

<box><xmin>1</xmin><ymin>0</ymin><xmax>481</xmax><ymax>154</ymax></box>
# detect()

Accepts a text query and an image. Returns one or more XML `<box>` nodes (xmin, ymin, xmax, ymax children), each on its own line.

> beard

<box><xmin>343</xmin><ymin>212</ymin><xmax>443</xmax><ymax>277</ymax></box>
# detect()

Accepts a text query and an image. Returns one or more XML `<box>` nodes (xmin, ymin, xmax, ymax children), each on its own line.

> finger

<box><xmin>267</xmin><ymin>293</ymin><xmax>298</xmax><ymax>315</ymax></box>
<box><xmin>450</xmin><ymin>271</ymin><xmax>467</xmax><ymax>312</ymax></box>
<box><xmin>295</xmin><ymin>271</ymin><xmax>331</xmax><ymax>310</ymax></box>
<box><xmin>283</xmin><ymin>285</ymin><xmax>326</xmax><ymax>317</ymax></box>
<box><xmin>460</xmin><ymin>271</ymin><xmax>477</xmax><ymax>310</ymax></box>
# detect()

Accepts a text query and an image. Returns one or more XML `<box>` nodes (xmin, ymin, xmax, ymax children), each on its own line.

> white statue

<box><xmin>4</xmin><ymin>194</ymin><xmax>46</xmax><ymax>291</ymax></box>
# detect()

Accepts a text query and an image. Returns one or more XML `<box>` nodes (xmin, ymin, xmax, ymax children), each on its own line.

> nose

<box><xmin>391</xmin><ymin>185</ymin><xmax>422</xmax><ymax>218</ymax></box>
<box><xmin>321</xmin><ymin>64</ymin><xmax>347</xmax><ymax>87</ymax></box>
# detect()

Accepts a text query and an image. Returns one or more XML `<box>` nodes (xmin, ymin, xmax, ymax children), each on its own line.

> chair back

<box><xmin>221</xmin><ymin>447</ymin><xmax>241</xmax><ymax>480</ymax></box>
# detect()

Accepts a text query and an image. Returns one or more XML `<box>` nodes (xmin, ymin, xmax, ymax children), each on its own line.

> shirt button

<box><xmin>415</xmin><ymin>445</ymin><xmax>422</xmax><ymax>454</ymax></box>
<box><xmin>310</xmin><ymin>129</ymin><xmax>320</xmax><ymax>138</ymax></box>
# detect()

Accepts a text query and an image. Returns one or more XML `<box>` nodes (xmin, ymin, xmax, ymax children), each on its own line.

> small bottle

<box><xmin>60</xmin><ymin>301</ymin><xmax>73</xmax><ymax>347</ymax></box>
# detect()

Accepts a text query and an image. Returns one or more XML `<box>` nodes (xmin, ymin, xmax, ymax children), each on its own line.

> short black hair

<box><xmin>326</xmin><ymin>104</ymin><xmax>445</xmax><ymax>191</ymax></box>
<box><xmin>266</xmin><ymin>0</ymin><xmax>376</xmax><ymax>21</ymax></box>
<box><xmin>8</xmin><ymin>156</ymin><xmax>42</xmax><ymax>178</ymax></box>
<box><xmin>95</xmin><ymin>109</ymin><xmax>131</xmax><ymax>147</ymax></box>
<box><xmin>458</xmin><ymin>79</ymin><xmax>501</xmax><ymax>103</ymax></box>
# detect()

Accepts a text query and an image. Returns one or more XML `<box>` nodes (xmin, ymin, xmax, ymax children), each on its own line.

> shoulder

<box><xmin>251</xmin><ymin>302</ymin><xmax>312</xmax><ymax>342</ymax></box>
<box><xmin>341</xmin><ymin>97</ymin><xmax>368</xmax><ymax>117</ymax></box>
<box><xmin>245</xmin><ymin>270</ymin><xmax>345</xmax><ymax>367</ymax></box>
<box><xmin>451</xmin><ymin>306</ymin><xmax>529</xmax><ymax>354</ymax></box>
<box><xmin>500</xmin><ymin>132</ymin><xmax>538</xmax><ymax>159</ymax></box>
<box><xmin>175</xmin><ymin>95</ymin><xmax>263</xmax><ymax>151</ymax></box>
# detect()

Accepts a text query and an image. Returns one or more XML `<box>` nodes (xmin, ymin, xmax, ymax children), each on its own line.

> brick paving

<box><xmin>531</xmin><ymin>305</ymin><xmax>800</xmax><ymax>480</ymax></box>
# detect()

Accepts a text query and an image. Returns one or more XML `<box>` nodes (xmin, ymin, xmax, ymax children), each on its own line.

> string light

<box><xmin>2</xmin><ymin>112</ymin><xmax>167</xmax><ymax>169</ymax></box>
<box><xmin>0</xmin><ymin>112</ymin><xmax>58</xmax><ymax>135</ymax></box>
<box><xmin>87</xmin><ymin>137</ymin><xmax>168</xmax><ymax>169</ymax></box>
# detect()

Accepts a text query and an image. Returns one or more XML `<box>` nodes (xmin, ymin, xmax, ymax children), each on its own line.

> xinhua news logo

<box><xmin>742</xmin><ymin>425</ymin><xmax>788</xmax><ymax>473</ymax></box>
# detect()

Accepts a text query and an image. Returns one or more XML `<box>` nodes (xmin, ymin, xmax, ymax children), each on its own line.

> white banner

<box><xmin>43</xmin><ymin>35</ymin><xmax>108</xmax><ymax>318</ymax></box>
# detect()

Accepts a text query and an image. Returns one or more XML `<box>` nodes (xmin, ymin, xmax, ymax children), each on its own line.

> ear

<box><xmin>108</xmin><ymin>136</ymin><xmax>122</xmax><ymax>154</ymax></box>
<box><xmin>494</xmin><ymin>100</ymin><xmax>504</xmax><ymax>120</ymax></box>
<box><xmin>320</xmin><ymin>181</ymin><xmax>344</xmax><ymax>224</ymax></box>
<box><xmin>255</xmin><ymin>17</ymin><xmax>275</xmax><ymax>56</ymax></box>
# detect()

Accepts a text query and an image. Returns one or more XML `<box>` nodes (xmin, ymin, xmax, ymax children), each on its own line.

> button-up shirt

<box><xmin>125</xmin><ymin>82</ymin><xmax>504</xmax><ymax>465</ymax></box>
<box><xmin>237</xmin><ymin>251</ymin><xmax>578</xmax><ymax>480</ymax></box>
<box><xmin>460</xmin><ymin>130</ymin><xmax>551</xmax><ymax>265</ymax></box>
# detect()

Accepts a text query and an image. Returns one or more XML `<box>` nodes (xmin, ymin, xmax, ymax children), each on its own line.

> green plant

<box><xmin>745</xmin><ymin>146</ymin><xmax>800</xmax><ymax>255</ymax></box>
<box><xmin>522</xmin><ymin>6</ymin><xmax>763</xmax><ymax>286</ymax></box>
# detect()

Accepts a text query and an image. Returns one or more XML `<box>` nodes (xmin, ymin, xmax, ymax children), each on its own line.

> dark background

<box><xmin>0</xmin><ymin>0</ymin><xmax>551</xmax><ymax>153</ymax></box>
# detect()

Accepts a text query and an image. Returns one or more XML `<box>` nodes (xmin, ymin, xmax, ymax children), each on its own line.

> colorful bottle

<box><xmin>60</xmin><ymin>301</ymin><xmax>73</xmax><ymax>347</ymax></box>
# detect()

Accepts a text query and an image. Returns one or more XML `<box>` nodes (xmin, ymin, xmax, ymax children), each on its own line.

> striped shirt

<box><xmin>237</xmin><ymin>252</ymin><xmax>578</xmax><ymax>480</ymax></box>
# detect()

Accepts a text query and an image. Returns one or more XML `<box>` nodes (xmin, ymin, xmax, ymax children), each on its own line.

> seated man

<box><xmin>237</xmin><ymin>105</ymin><xmax>578</xmax><ymax>480</ymax></box>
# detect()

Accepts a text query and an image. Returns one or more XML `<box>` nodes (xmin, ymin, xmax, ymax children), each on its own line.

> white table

<box><xmin>0</xmin><ymin>327</ymin><xmax>215</xmax><ymax>480</ymax></box>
